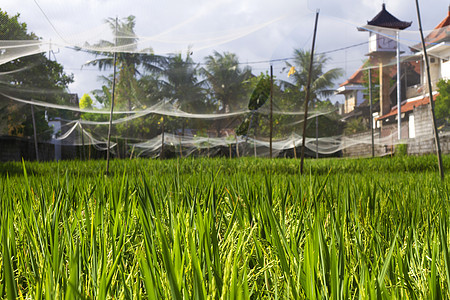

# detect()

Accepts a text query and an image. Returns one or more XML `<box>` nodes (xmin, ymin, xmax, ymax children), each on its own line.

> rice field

<box><xmin>1</xmin><ymin>155</ymin><xmax>450</xmax><ymax>299</ymax></box>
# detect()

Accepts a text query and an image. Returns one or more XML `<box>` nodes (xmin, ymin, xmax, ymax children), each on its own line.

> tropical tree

<box><xmin>162</xmin><ymin>53</ymin><xmax>206</xmax><ymax>111</ymax></box>
<box><xmin>84</xmin><ymin>15</ymin><xmax>168</xmax><ymax>156</ymax></box>
<box><xmin>282</xmin><ymin>49</ymin><xmax>344</xmax><ymax>139</ymax></box>
<box><xmin>284</xmin><ymin>49</ymin><xmax>343</xmax><ymax>107</ymax></box>
<box><xmin>344</xmin><ymin>117</ymin><xmax>368</xmax><ymax>135</ymax></box>
<box><xmin>202</xmin><ymin>51</ymin><xmax>252</xmax><ymax>136</ymax></box>
<box><xmin>79</xmin><ymin>93</ymin><xmax>93</xmax><ymax>110</ymax></box>
<box><xmin>202</xmin><ymin>51</ymin><xmax>251</xmax><ymax>114</ymax></box>
<box><xmin>236</xmin><ymin>72</ymin><xmax>271</xmax><ymax>136</ymax></box>
<box><xmin>85</xmin><ymin>15</ymin><xmax>166</xmax><ymax>110</ymax></box>
<box><xmin>435</xmin><ymin>79</ymin><xmax>450</xmax><ymax>124</ymax></box>
<box><xmin>0</xmin><ymin>9</ymin><xmax>73</xmax><ymax>140</ymax></box>
<box><xmin>160</xmin><ymin>52</ymin><xmax>209</xmax><ymax>135</ymax></box>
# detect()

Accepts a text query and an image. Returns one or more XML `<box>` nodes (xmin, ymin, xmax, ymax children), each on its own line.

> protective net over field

<box><xmin>1</xmin><ymin>1</ymin><xmax>449</xmax><ymax>159</ymax></box>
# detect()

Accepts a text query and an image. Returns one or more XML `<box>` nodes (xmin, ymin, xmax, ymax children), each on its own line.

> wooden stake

<box><xmin>160</xmin><ymin>116</ymin><xmax>165</xmax><ymax>159</ymax></box>
<box><xmin>80</xmin><ymin>122</ymin><xmax>86</xmax><ymax>160</ymax></box>
<box><xmin>106</xmin><ymin>17</ymin><xmax>118</xmax><ymax>175</ymax></box>
<box><xmin>300</xmin><ymin>10</ymin><xmax>319</xmax><ymax>174</ymax></box>
<box><xmin>369</xmin><ymin>67</ymin><xmax>375</xmax><ymax>157</ymax></box>
<box><xmin>270</xmin><ymin>64</ymin><xmax>273</xmax><ymax>158</ymax></box>
<box><xmin>415</xmin><ymin>0</ymin><xmax>445</xmax><ymax>180</ymax></box>
<box><xmin>31</xmin><ymin>104</ymin><xmax>39</xmax><ymax>161</ymax></box>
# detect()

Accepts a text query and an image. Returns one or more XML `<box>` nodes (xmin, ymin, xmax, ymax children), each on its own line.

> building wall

<box><xmin>343</xmin><ymin>102</ymin><xmax>450</xmax><ymax>157</ymax></box>
<box><xmin>380</xmin><ymin>121</ymin><xmax>409</xmax><ymax>140</ymax></box>
<box><xmin>342</xmin><ymin>129</ymin><xmax>387</xmax><ymax>157</ymax></box>
<box><xmin>356</xmin><ymin>91</ymin><xmax>365</xmax><ymax>107</ymax></box>
<box><xmin>425</xmin><ymin>57</ymin><xmax>441</xmax><ymax>91</ymax></box>
<box><xmin>344</xmin><ymin>93</ymin><xmax>357</xmax><ymax>114</ymax></box>
<box><xmin>342</xmin><ymin>129</ymin><xmax>450</xmax><ymax>157</ymax></box>
<box><xmin>413</xmin><ymin>104</ymin><xmax>433</xmax><ymax>138</ymax></box>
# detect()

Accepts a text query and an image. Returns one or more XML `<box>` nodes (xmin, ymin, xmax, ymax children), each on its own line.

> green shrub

<box><xmin>395</xmin><ymin>143</ymin><xmax>408</xmax><ymax>156</ymax></box>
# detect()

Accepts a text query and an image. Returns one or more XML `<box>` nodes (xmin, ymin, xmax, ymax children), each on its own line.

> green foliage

<box><xmin>436</xmin><ymin>79</ymin><xmax>450</xmax><ymax>122</ymax></box>
<box><xmin>236</xmin><ymin>73</ymin><xmax>271</xmax><ymax>136</ymax></box>
<box><xmin>284</xmin><ymin>49</ymin><xmax>343</xmax><ymax>105</ymax></box>
<box><xmin>362</xmin><ymin>61</ymin><xmax>380</xmax><ymax>104</ymax></box>
<box><xmin>279</xmin><ymin>49</ymin><xmax>344</xmax><ymax>138</ymax></box>
<box><xmin>395</xmin><ymin>143</ymin><xmax>408</xmax><ymax>156</ymax></box>
<box><xmin>0</xmin><ymin>9</ymin><xmax>73</xmax><ymax>140</ymax></box>
<box><xmin>84</xmin><ymin>15</ymin><xmax>166</xmax><ymax>111</ymax></box>
<box><xmin>247</xmin><ymin>73</ymin><xmax>271</xmax><ymax>111</ymax></box>
<box><xmin>79</xmin><ymin>93</ymin><xmax>93</xmax><ymax>110</ymax></box>
<box><xmin>202</xmin><ymin>51</ymin><xmax>252</xmax><ymax>113</ymax></box>
<box><xmin>344</xmin><ymin>117</ymin><xmax>368</xmax><ymax>135</ymax></box>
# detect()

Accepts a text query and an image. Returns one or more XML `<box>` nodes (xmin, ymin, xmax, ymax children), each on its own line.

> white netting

<box><xmin>1</xmin><ymin>2</ymin><xmax>449</xmax><ymax>159</ymax></box>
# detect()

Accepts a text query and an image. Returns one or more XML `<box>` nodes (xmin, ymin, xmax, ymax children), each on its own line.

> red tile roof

<box><xmin>434</xmin><ymin>6</ymin><xmax>450</xmax><ymax>29</ymax></box>
<box><xmin>412</xmin><ymin>7</ymin><xmax>450</xmax><ymax>51</ymax></box>
<box><xmin>377</xmin><ymin>93</ymin><xmax>438</xmax><ymax>120</ymax></box>
<box><xmin>339</xmin><ymin>59</ymin><xmax>420</xmax><ymax>87</ymax></box>
<box><xmin>339</xmin><ymin>66</ymin><xmax>364</xmax><ymax>87</ymax></box>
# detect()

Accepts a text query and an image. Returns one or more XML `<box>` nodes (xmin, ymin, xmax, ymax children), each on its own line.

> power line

<box><xmin>66</xmin><ymin>40</ymin><xmax>369</xmax><ymax>68</ymax></box>
<box><xmin>319</xmin><ymin>41</ymin><xmax>368</xmax><ymax>55</ymax></box>
<box><xmin>233</xmin><ymin>41</ymin><xmax>369</xmax><ymax>66</ymax></box>
<box><xmin>33</xmin><ymin>0</ymin><xmax>66</xmax><ymax>42</ymax></box>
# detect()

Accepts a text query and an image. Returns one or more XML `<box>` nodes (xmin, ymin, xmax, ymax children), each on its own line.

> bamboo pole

<box><xmin>270</xmin><ymin>64</ymin><xmax>273</xmax><ymax>158</ymax></box>
<box><xmin>31</xmin><ymin>104</ymin><xmax>39</xmax><ymax>161</ymax></box>
<box><xmin>80</xmin><ymin>122</ymin><xmax>86</xmax><ymax>160</ymax></box>
<box><xmin>415</xmin><ymin>0</ymin><xmax>444</xmax><ymax>180</ymax></box>
<box><xmin>106</xmin><ymin>17</ymin><xmax>118</xmax><ymax>175</ymax></box>
<box><xmin>315</xmin><ymin>114</ymin><xmax>318</xmax><ymax>159</ymax></box>
<box><xmin>396</xmin><ymin>30</ymin><xmax>402</xmax><ymax>140</ymax></box>
<box><xmin>300</xmin><ymin>10</ymin><xmax>319</xmax><ymax>174</ymax></box>
<box><xmin>369</xmin><ymin>67</ymin><xmax>375</xmax><ymax>157</ymax></box>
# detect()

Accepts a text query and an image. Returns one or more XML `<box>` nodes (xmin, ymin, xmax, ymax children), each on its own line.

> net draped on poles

<box><xmin>0</xmin><ymin>1</ymin><xmax>449</xmax><ymax>159</ymax></box>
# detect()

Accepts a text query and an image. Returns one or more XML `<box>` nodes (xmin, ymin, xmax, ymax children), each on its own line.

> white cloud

<box><xmin>1</xmin><ymin>0</ymin><xmax>448</xmax><ymax>98</ymax></box>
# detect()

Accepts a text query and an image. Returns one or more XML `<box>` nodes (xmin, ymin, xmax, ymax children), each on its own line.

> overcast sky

<box><xmin>1</xmin><ymin>0</ymin><xmax>448</xmax><ymax>101</ymax></box>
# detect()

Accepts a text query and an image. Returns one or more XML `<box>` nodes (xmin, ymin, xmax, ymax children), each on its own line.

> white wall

<box><xmin>440</xmin><ymin>58</ymin><xmax>450</xmax><ymax>80</ymax></box>
<box><xmin>409</xmin><ymin>113</ymin><xmax>415</xmax><ymax>139</ymax></box>
<box><xmin>356</xmin><ymin>90</ymin><xmax>365</xmax><ymax>106</ymax></box>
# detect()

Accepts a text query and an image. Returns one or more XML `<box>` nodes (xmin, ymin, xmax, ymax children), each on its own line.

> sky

<box><xmin>1</xmin><ymin>0</ymin><xmax>449</xmax><ymax>103</ymax></box>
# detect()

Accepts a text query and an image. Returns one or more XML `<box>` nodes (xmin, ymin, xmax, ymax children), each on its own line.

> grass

<box><xmin>0</xmin><ymin>155</ymin><xmax>450</xmax><ymax>298</ymax></box>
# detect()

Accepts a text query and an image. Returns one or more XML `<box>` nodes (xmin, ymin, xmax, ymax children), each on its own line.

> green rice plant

<box><xmin>0</xmin><ymin>156</ymin><xmax>450</xmax><ymax>298</ymax></box>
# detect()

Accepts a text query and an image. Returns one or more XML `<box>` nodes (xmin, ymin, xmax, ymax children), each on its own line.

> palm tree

<box><xmin>160</xmin><ymin>52</ymin><xmax>207</xmax><ymax>136</ymax></box>
<box><xmin>84</xmin><ymin>15</ymin><xmax>168</xmax><ymax>157</ymax></box>
<box><xmin>202</xmin><ymin>51</ymin><xmax>252</xmax><ymax>137</ymax></box>
<box><xmin>85</xmin><ymin>15</ymin><xmax>167</xmax><ymax>110</ymax></box>
<box><xmin>284</xmin><ymin>49</ymin><xmax>343</xmax><ymax>107</ymax></box>
<box><xmin>202</xmin><ymin>51</ymin><xmax>251</xmax><ymax>114</ymax></box>
<box><xmin>282</xmin><ymin>49</ymin><xmax>344</xmax><ymax>147</ymax></box>
<box><xmin>162</xmin><ymin>52</ymin><xmax>205</xmax><ymax>112</ymax></box>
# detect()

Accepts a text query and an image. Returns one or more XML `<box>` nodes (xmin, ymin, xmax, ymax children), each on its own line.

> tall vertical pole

<box><xmin>160</xmin><ymin>104</ymin><xmax>165</xmax><ymax>159</ymax></box>
<box><xmin>31</xmin><ymin>104</ymin><xmax>39</xmax><ymax>161</ymax></box>
<box><xmin>369</xmin><ymin>67</ymin><xmax>375</xmax><ymax>157</ymax></box>
<box><xmin>80</xmin><ymin>122</ymin><xmax>86</xmax><ymax>160</ymax></box>
<box><xmin>106</xmin><ymin>17</ymin><xmax>118</xmax><ymax>175</ymax></box>
<box><xmin>315</xmin><ymin>114</ymin><xmax>319</xmax><ymax>159</ymax></box>
<box><xmin>415</xmin><ymin>0</ymin><xmax>444</xmax><ymax>180</ymax></box>
<box><xmin>269</xmin><ymin>64</ymin><xmax>273</xmax><ymax>158</ymax></box>
<box><xmin>300</xmin><ymin>10</ymin><xmax>319</xmax><ymax>174</ymax></box>
<box><xmin>396</xmin><ymin>30</ymin><xmax>402</xmax><ymax>140</ymax></box>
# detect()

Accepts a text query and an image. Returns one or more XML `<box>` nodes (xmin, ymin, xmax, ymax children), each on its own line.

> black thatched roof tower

<box><xmin>367</xmin><ymin>3</ymin><xmax>412</xmax><ymax>29</ymax></box>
